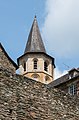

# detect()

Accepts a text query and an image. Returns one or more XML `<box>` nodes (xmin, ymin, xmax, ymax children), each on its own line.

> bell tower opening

<box><xmin>44</xmin><ymin>61</ymin><xmax>49</xmax><ymax>72</ymax></box>
<box><xmin>23</xmin><ymin>62</ymin><xmax>26</xmax><ymax>71</ymax></box>
<box><xmin>33</xmin><ymin>58</ymin><xmax>38</xmax><ymax>69</ymax></box>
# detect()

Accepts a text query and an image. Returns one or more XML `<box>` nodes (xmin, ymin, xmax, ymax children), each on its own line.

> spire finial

<box><xmin>34</xmin><ymin>15</ymin><xmax>36</xmax><ymax>18</ymax></box>
<box><xmin>34</xmin><ymin>15</ymin><xmax>37</xmax><ymax>22</ymax></box>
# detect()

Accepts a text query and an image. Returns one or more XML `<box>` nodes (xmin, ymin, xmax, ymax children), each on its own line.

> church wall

<box><xmin>18</xmin><ymin>53</ymin><xmax>54</xmax><ymax>84</ymax></box>
<box><xmin>0</xmin><ymin>47</ymin><xmax>16</xmax><ymax>74</ymax></box>
<box><xmin>24</xmin><ymin>72</ymin><xmax>53</xmax><ymax>84</ymax></box>
<box><xmin>0</xmin><ymin>67</ymin><xmax>79</xmax><ymax>120</ymax></box>
<box><xmin>19</xmin><ymin>54</ymin><xmax>53</xmax><ymax>75</ymax></box>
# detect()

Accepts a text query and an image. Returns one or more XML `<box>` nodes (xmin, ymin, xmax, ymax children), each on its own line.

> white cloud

<box><xmin>42</xmin><ymin>0</ymin><xmax>79</xmax><ymax>57</ymax></box>
<box><xmin>54</xmin><ymin>67</ymin><xmax>67</xmax><ymax>79</ymax></box>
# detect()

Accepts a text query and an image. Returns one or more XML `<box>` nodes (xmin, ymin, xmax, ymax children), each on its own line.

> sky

<box><xmin>0</xmin><ymin>0</ymin><xmax>79</xmax><ymax>79</ymax></box>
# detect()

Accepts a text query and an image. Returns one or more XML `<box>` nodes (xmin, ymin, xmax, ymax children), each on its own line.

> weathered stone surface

<box><xmin>0</xmin><ymin>44</ymin><xmax>17</xmax><ymax>73</ymax></box>
<box><xmin>0</xmin><ymin>68</ymin><xmax>79</xmax><ymax>120</ymax></box>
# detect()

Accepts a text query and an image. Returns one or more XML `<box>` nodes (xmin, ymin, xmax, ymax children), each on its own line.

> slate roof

<box><xmin>48</xmin><ymin>74</ymin><xmax>69</xmax><ymax>88</ymax></box>
<box><xmin>77</xmin><ymin>68</ymin><xmax>79</xmax><ymax>71</ymax></box>
<box><xmin>68</xmin><ymin>68</ymin><xmax>79</xmax><ymax>73</ymax></box>
<box><xmin>48</xmin><ymin>68</ymin><xmax>79</xmax><ymax>88</ymax></box>
<box><xmin>24</xmin><ymin>16</ymin><xmax>46</xmax><ymax>53</ymax></box>
<box><xmin>0</xmin><ymin>43</ymin><xmax>18</xmax><ymax>69</ymax></box>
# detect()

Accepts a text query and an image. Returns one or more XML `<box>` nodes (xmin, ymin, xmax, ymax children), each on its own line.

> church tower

<box><xmin>17</xmin><ymin>16</ymin><xmax>55</xmax><ymax>84</ymax></box>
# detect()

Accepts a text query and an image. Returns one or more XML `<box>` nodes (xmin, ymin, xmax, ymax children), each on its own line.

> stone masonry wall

<box><xmin>0</xmin><ymin>47</ymin><xmax>16</xmax><ymax>73</ymax></box>
<box><xmin>0</xmin><ymin>67</ymin><xmax>79</xmax><ymax>120</ymax></box>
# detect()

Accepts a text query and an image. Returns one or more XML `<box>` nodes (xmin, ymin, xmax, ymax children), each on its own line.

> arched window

<box><xmin>44</xmin><ymin>61</ymin><xmax>48</xmax><ymax>71</ymax></box>
<box><xmin>24</xmin><ymin>62</ymin><xmax>26</xmax><ymax>71</ymax></box>
<box><xmin>31</xmin><ymin>74</ymin><xmax>40</xmax><ymax>80</ymax></box>
<box><xmin>45</xmin><ymin>76</ymin><xmax>50</xmax><ymax>81</ymax></box>
<box><xmin>33</xmin><ymin>58</ymin><xmax>38</xmax><ymax>69</ymax></box>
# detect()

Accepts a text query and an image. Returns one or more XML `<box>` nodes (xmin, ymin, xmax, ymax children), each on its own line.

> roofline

<box><xmin>17</xmin><ymin>52</ymin><xmax>55</xmax><ymax>68</ymax></box>
<box><xmin>0</xmin><ymin>43</ymin><xmax>18</xmax><ymax>69</ymax></box>
<box><xmin>48</xmin><ymin>73</ymin><xmax>79</xmax><ymax>88</ymax></box>
<box><xmin>54</xmin><ymin>75</ymin><xmax>79</xmax><ymax>87</ymax></box>
<box><xmin>68</xmin><ymin>68</ymin><xmax>79</xmax><ymax>73</ymax></box>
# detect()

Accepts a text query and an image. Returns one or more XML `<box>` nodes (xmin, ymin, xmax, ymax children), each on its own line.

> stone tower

<box><xmin>17</xmin><ymin>16</ymin><xmax>55</xmax><ymax>84</ymax></box>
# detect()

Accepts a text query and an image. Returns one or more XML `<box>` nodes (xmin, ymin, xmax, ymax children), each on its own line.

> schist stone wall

<box><xmin>0</xmin><ymin>67</ymin><xmax>79</xmax><ymax>120</ymax></box>
<box><xmin>0</xmin><ymin>47</ymin><xmax>16</xmax><ymax>73</ymax></box>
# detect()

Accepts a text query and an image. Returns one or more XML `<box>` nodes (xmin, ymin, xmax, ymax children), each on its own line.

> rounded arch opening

<box><xmin>31</xmin><ymin>74</ymin><xmax>40</xmax><ymax>80</ymax></box>
<box><xmin>45</xmin><ymin>76</ymin><xmax>50</xmax><ymax>82</ymax></box>
<box><xmin>23</xmin><ymin>61</ymin><xmax>26</xmax><ymax>71</ymax></box>
<box><xmin>44</xmin><ymin>60</ymin><xmax>49</xmax><ymax>72</ymax></box>
<box><xmin>33</xmin><ymin>58</ymin><xmax>38</xmax><ymax>69</ymax></box>
<box><xmin>33</xmin><ymin>58</ymin><xmax>38</xmax><ymax>61</ymax></box>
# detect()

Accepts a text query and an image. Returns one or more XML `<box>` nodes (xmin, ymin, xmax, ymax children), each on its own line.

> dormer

<box><xmin>68</xmin><ymin>68</ymin><xmax>79</xmax><ymax>79</ymax></box>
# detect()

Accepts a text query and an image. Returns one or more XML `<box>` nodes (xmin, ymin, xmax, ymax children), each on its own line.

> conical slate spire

<box><xmin>24</xmin><ymin>16</ymin><xmax>46</xmax><ymax>53</ymax></box>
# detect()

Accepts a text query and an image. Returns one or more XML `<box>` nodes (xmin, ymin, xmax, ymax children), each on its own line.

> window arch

<box><xmin>45</xmin><ymin>76</ymin><xmax>50</xmax><ymax>81</ymax></box>
<box><xmin>33</xmin><ymin>58</ymin><xmax>38</xmax><ymax>69</ymax></box>
<box><xmin>31</xmin><ymin>74</ymin><xmax>40</xmax><ymax>80</ymax></box>
<box><xmin>44</xmin><ymin>61</ymin><xmax>49</xmax><ymax>72</ymax></box>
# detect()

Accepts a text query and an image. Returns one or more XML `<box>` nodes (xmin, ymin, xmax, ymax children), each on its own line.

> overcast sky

<box><xmin>0</xmin><ymin>0</ymin><xmax>79</xmax><ymax>79</ymax></box>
